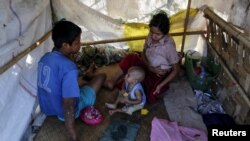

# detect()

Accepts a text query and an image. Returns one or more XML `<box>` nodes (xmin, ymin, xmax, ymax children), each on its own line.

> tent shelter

<box><xmin>0</xmin><ymin>0</ymin><xmax>250</xmax><ymax>141</ymax></box>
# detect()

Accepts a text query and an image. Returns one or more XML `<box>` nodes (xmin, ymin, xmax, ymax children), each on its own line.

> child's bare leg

<box><xmin>109</xmin><ymin>109</ymin><xmax>123</xmax><ymax>115</ymax></box>
<box><xmin>88</xmin><ymin>73</ymin><xmax>106</xmax><ymax>93</ymax></box>
<box><xmin>105</xmin><ymin>93</ymin><xmax>122</xmax><ymax>109</ymax></box>
<box><xmin>105</xmin><ymin>103</ymin><xmax>116</xmax><ymax>109</ymax></box>
<box><xmin>104</xmin><ymin>67</ymin><xmax>124</xmax><ymax>89</ymax></box>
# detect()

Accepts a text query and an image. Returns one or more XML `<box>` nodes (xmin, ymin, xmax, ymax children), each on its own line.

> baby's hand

<box><xmin>120</xmin><ymin>90</ymin><xmax>126</xmax><ymax>95</ymax></box>
<box><xmin>123</xmin><ymin>92</ymin><xmax>129</xmax><ymax>97</ymax></box>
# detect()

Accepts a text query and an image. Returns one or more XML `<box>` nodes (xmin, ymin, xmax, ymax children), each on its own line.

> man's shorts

<box><xmin>58</xmin><ymin>85</ymin><xmax>96</xmax><ymax>121</ymax></box>
<box><xmin>78</xmin><ymin>85</ymin><xmax>96</xmax><ymax>112</ymax></box>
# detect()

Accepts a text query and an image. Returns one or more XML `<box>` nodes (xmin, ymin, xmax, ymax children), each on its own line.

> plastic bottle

<box><xmin>198</xmin><ymin>67</ymin><xmax>206</xmax><ymax>87</ymax></box>
<box><xmin>200</xmin><ymin>67</ymin><xmax>206</xmax><ymax>79</ymax></box>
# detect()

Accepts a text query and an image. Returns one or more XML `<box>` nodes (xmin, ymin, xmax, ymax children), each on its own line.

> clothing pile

<box><xmin>194</xmin><ymin>90</ymin><xmax>225</xmax><ymax>114</ymax></box>
<box><xmin>75</xmin><ymin>45</ymin><xmax>128</xmax><ymax>67</ymax></box>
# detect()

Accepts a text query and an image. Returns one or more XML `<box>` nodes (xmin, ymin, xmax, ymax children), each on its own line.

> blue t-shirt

<box><xmin>37</xmin><ymin>51</ymin><xmax>80</xmax><ymax>118</ymax></box>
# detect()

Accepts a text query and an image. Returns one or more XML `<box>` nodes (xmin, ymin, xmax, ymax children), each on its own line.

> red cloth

<box><xmin>117</xmin><ymin>53</ymin><xmax>169</xmax><ymax>104</ymax></box>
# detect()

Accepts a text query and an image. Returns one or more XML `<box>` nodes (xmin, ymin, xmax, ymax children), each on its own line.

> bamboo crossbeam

<box><xmin>81</xmin><ymin>31</ymin><xmax>206</xmax><ymax>46</ymax></box>
<box><xmin>204</xmin><ymin>6</ymin><xmax>250</xmax><ymax>50</ymax></box>
<box><xmin>0</xmin><ymin>31</ymin><xmax>51</xmax><ymax>75</ymax></box>
<box><xmin>0</xmin><ymin>30</ymin><xmax>204</xmax><ymax>75</ymax></box>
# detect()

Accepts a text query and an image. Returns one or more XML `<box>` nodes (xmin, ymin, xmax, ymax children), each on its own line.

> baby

<box><xmin>105</xmin><ymin>66</ymin><xmax>146</xmax><ymax>115</ymax></box>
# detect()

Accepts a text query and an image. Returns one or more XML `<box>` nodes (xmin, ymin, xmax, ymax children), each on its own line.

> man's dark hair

<box><xmin>149</xmin><ymin>11</ymin><xmax>170</xmax><ymax>35</ymax></box>
<box><xmin>52</xmin><ymin>20</ymin><xmax>82</xmax><ymax>49</ymax></box>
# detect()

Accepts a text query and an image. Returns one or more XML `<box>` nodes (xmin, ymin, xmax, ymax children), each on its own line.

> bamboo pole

<box><xmin>0</xmin><ymin>30</ymin><xmax>204</xmax><ymax>75</ymax></box>
<box><xmin>203</xmin><ymin>6</ymin><xmax>250</xmax><ymax>50</ymax></box>
<box><xmin>180</xmin><ymin>0</ymin><xmax>192</xmax><ymax>53</ymax></box>
<box><xmin>81</xmin><ymin>30</ymin><xmax>205</xmax><ymax>46</ymax></box>
<box><xmin>0</xmin><ymin>31</ymin><xmax>52</xmax><ymax>75</ymax></box>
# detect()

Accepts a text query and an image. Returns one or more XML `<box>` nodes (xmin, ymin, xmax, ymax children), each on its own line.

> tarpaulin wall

<box><xmin>0</xmin><ymin>0</ymin><xmax>52</xmax><ymax>141</ymax></box>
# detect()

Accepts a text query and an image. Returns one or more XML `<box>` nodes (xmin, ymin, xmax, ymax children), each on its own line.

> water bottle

<box><xmin>198</xmin><ymin>67</ymin><xmax>206</xmax><ymax>87</ymax></box>
<box><xmin>200</xmin><ymin>67</ymin><xmax>206</xmax><ymax>79</ymax></box>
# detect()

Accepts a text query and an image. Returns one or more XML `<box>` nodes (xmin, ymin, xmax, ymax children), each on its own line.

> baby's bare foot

<box><xmin>105</xmin><ymin>103</ymin><xmax>116</xmax><ymax>109</ymax></box>
<box><xmin>109</xmin><ymin>110</ymin><xmax>116</xmax><ymax>115</ymax></box>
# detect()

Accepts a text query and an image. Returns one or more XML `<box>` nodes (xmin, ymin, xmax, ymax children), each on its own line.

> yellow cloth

<box><xmin>123</xmin><ymin>9</ymin><xmax>199</xmax><ymax>52</ymax></box>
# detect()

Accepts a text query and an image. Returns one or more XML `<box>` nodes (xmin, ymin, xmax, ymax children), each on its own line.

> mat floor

<box><xmin>34</xmin><ymin>64</ymin><xmax>169</xmax><ymax>141</ymax></box>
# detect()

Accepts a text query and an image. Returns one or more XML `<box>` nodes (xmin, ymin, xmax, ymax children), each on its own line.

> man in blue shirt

<box><xmin>37</xmin><ymin>21</ymin><xmax>106</xmax><ymax>141</ymax></box>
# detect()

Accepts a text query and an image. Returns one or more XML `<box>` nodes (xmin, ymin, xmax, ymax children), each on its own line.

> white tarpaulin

<box><xmin>0</xmin><ymin>0</ymin><xmax>52</xmax><ymax>141</ymax></box>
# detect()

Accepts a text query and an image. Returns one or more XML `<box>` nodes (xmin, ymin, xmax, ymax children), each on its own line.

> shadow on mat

<box><xmin>99</xmin><ymin>118</ymin><xmax>140</xmax><ymax>141</ymax></box>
